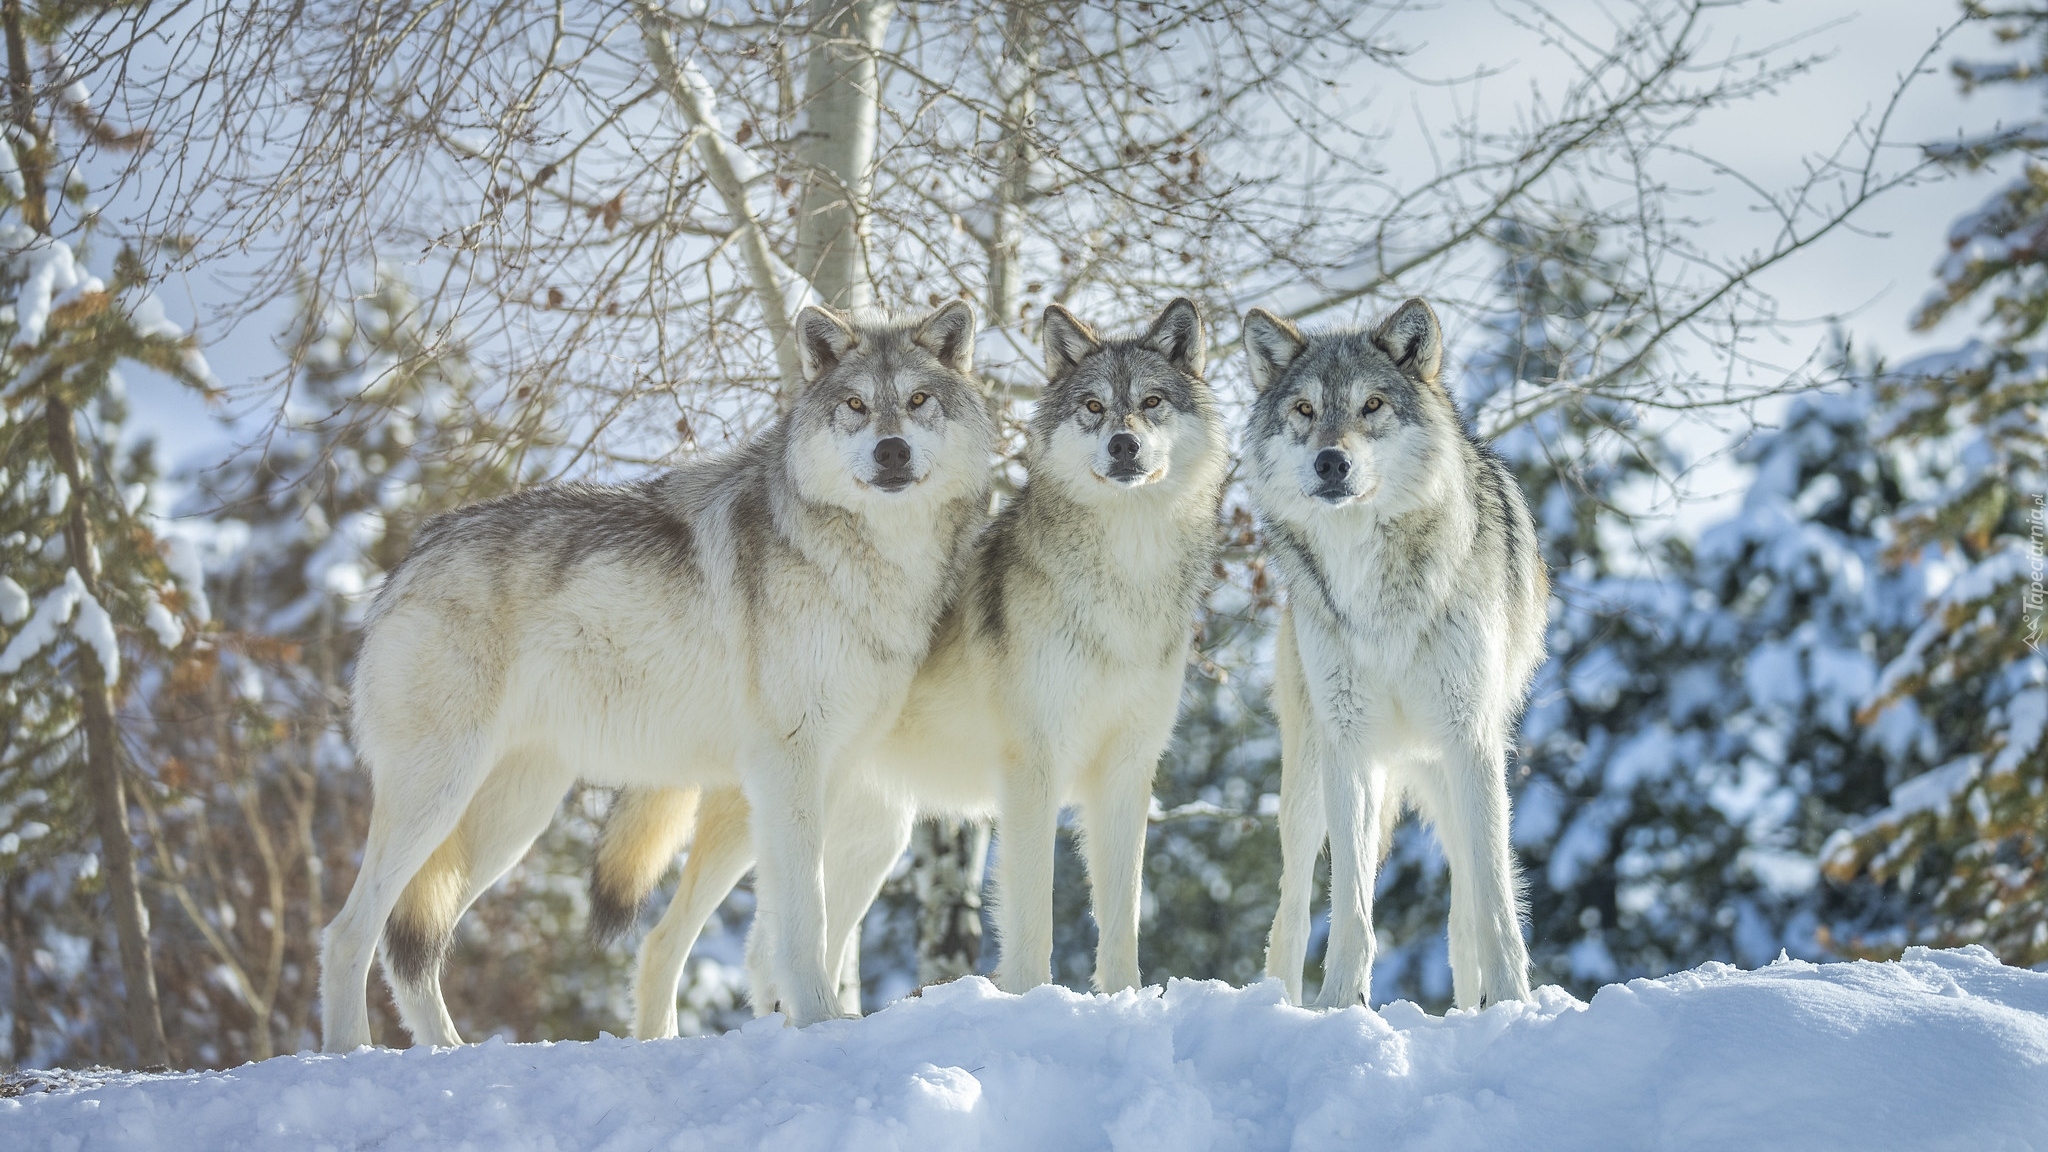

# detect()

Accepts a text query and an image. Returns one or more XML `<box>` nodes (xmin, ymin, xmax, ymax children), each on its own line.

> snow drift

<box><xmin>6</xmin><ymin>947</ymin><xmax>2045</xmax><ymax>1151</ymax></box>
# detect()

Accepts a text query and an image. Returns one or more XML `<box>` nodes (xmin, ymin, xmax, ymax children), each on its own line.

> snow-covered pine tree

<box><xmin>0</xmin><ymin>0</ymin><xmax>214</xmax><ymax>1067</ymax></box>
<box><xmin>1824</xmin><ymin>5</ymin><xmax>2048</xmax><ymax>966</ymax></box>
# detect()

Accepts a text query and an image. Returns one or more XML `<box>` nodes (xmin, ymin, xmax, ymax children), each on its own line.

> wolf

<box><xmin>592</xmin><ymin>298</ymin><xmax>1230</xmax><ymax>1035</ymax></box>
<box><xmin>1242</xmin><ymin>298</ymin><xmax>1548</xmax><ymax>1011</ymax></box>
<box><xmin>318</xmin><ymin>301</ymin><xmax>996</xmax><ymax>1049</ymax></box>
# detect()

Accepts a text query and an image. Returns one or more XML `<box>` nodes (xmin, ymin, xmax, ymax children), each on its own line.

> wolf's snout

<box><xmin>872</xmin><ymin>436</ymin><xmax>914</xmax><ymax>491</ymax></box>
<box><xmin>1108</xmin><ymin>432</ymin><xmax>1142</xmax><ymax>464</ymax></box>
<box><xmin>1312</xmin><ymin>448</ymin><xmax>1355</xmax><ymax>502</ymax></box>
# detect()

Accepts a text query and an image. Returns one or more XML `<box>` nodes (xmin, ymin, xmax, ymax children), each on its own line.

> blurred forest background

<box><xmin>1</xmin><ymin>0</ymin><xmax>2042</xmax><ymax>1070</ymax></box>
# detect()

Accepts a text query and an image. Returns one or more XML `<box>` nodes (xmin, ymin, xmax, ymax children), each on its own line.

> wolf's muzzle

<box><xmin>1107</xmin><ymin>431</ymin><xmax>1144</xmax><ymax>480</ymax></box>
<box><xmin>1312</xmin><ymin>448</ymin><xmax>1354</xmax><ymax>501</ymax></box>
<box><xmin>872</xmin><ymin>436</ymin><xmax>914</xmax><ymax>492</ymax></box>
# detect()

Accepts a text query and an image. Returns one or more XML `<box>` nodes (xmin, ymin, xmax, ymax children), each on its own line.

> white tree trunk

<box><xmin>987</xmin><ymin>0</ymin><xmax>1044</xmax><ymax>323</ymax></box>
<box><xmin>913</xmin><ymin>817</ymin><xmax>990</xmax><ymax>986</ymax></box>
<box><xmin>795</xmin><ymin>0</ymin><xmax>895</xmax><ymax>309</ymax></box>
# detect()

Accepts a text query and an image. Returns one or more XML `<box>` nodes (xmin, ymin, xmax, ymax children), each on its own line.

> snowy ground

<box><xmin>6</xmin><ymin>947</ymin><xmax>2045</xmax><ymax>1151</ymax></box>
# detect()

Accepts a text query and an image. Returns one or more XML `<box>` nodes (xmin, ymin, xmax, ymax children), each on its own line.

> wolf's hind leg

<box><xmin>319</xmin><ymin>729</ymin><xmax>493</xmax><ymax>1053</ymax></box>
<box><xmin>634</xmin><ymin>787</ymin><xmax>754</xmax><ymax>1039</ymax></box>
<box><xmin>384</xmin><ymin>747</ymin><xmax>568</xmax><ymax>1047</ymax></box>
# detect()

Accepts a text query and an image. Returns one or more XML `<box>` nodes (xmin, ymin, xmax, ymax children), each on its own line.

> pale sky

<box><xmin>125</xmin><ymin>0</ymin><xmax>2033</xmax><ymax>509</ymax></box>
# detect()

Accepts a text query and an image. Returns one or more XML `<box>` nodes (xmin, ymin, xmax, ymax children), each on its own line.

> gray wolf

<box><xmin>319</xmin><ymin>301</ymin><xmax>995</xmax><ymax>1048</ymax></box>
<box><xmin>596</xmin><ymin>298</ymin><xmax>1229</xmax><ymax>1034</ymax></box>
<box><xmin>1242</xmin><ymin>298</ymin><xmax>1547</xmax><ymax>1010</ymax></box>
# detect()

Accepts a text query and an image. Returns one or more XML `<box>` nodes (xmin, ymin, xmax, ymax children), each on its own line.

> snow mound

<box><xmin>6</xmin><ymin>948</ymin><xmax>2046</xmax><ymax>1151</ymax></box>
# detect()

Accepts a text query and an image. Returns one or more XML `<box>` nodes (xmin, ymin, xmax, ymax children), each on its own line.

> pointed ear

<box><xmin>1241</xmin><ymin>308</ymin><xmax>1306</xmax><ymax>394</ymax></box>
<box><xmin>914</xmin><ymin>299</ymin><xmax>978</xmax><ymax>375</ymax></box>
<box><xmin>795</xmin><ymin>305</ymin><xmax>858</xmax><ymax>384</ymax></box>
<box><xmin>1142</xmin><ymin>297</ymin><xmax>1206</xmax><ymax>377</ymax></box>
<box><xmin>1040</xmin><ymin>304</ymin><xmax>1102</xmax><ymax>380</ymax></box>
<box><xmin>1373</xmin><ymin>297</ymin><xmax>1442</xmax><ymax>384</ymax></box>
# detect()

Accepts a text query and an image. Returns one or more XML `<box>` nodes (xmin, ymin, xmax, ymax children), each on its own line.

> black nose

<box><xmin>1314</xmin><ymin>448</ymin><xmax>1351</xmax><ymax>481</ymax></box>
<box><xmin>874</xmin><ymin>437</ymin><xmax>911</xmax><ymax>471</ymax></box>
<box><xmin>1108</xmin><ymin>432</ymin><xmax>1141</xmax><ymax>463</ymax></box>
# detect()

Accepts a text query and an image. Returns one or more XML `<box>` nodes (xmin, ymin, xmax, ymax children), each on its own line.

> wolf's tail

<box><xmin>589</xmin><ymin>786</ymin><xmax>701</xmax><ymax>944</ymax></box>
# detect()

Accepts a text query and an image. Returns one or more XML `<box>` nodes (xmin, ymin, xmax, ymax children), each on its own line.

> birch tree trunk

<box><xmin>794</xmin><ymin>0</ymin><xmax>894</xmax><ymax>309</ymax></box>
<box><xmin>912</xmin><ymin>818</ymin><xmax>990</xmax><ymax>985</ymax></box>
<box><xmin>987</xmin><ymin>0</ymin><xmax>1045</xmax><ymax>324</ymax></box>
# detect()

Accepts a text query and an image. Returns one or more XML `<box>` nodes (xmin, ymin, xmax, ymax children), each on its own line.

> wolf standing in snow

<box><xmin>597</xmin><ymin>299</ymin><xmax>1229</xmax><ymax>1032</ymax></box>
<box><xmin>319</xmin><ymin>302</ymin><xmax>996</xmax><ymax>1049</ymax></box>
<box><xmin>1244</xmin><ymin>299</ymin><xmax>1547</xmax><ymax>1011</ymax></box>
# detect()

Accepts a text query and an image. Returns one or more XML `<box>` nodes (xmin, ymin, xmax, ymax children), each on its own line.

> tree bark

<box><xmin>45</xmin><ymin>401</ymin><xmax>172</xmax><ymax>1070</ymax></box>
<box><xmin>5</xmin><ymin>872</ymin><xmax>31</xmax><ymax>1066</ymax></box>
<box><xmin>912</xmin><ymin>817</ymin><xmax>988</xmax><ymax>986</ymax></box>
<box><xmin>639</xmin><ymin>5</ymin><xmax>810</xmax><ymax>398</ymax></box>
<box><xmin>987</xmin><ymin>0</ymin><xmax>1045</xmax><ymax>323</ymax></box>
<box><xmin>794</xmin><ymin>0</ymin><xmax>894</xmax><ymax>310</ymax></box>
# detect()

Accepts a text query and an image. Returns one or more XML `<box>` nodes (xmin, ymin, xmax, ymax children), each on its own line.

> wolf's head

<box><xmin>1028</xmin><ymin>297</ymin><xmax>1223</xmax><ymax>504</ymax></box>
<box><xmin>786</xmin><ymin>300</ymin><xmax>995</xmax><ymax>508</ymax></box>
<box><xmin>1240</xmin><ymin>298</ymin><xmax>1463</xmax><ymax>521</ymax></box>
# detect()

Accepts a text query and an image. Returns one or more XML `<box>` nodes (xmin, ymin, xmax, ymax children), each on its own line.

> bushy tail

<box><xmin>385</xmin><ymin>831</ymin><xmax>471</xmax><ymax>987</ymax></box>
<box><xmin>589</xmin><ymin>786</ymin><xmax>701</xmax><ymax>944</ymax></box>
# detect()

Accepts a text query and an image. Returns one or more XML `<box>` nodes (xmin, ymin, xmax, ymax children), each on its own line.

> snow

<box><xmin>3</xmin><ymin>228</ymin><xmax>103</xmax><ymax>349</ymax></box>
<box><xmin>0</xmin><ymin>574</ymin><xmax>28</xmax><ymax>625</ymax></box>
<box><xmin>0</xmin><ymin>568</ymin><xmax>84</xmax><ymax>676</ymax></box>
<box><xmin>143</xmin><ymin>596</ymin><xmax>184</xmax><ymax>650</ymax></box>
<box><xmin>12</xmin><ymin>950</ymin><xmax>2040</xmax><ymax>1151</ymax></box>
<box><xmin>71</xmin><ymin>589</ymin><xmax>119</xmax><ymax>685</ymax></box>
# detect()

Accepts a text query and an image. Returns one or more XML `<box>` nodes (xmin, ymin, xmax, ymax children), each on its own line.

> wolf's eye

<box><xmin>909</xmin><ymin>392</ymin><xmax>930</xmax><ymax>409</ymax></box>
<box><xmin>1364</xmin><ymin>396</ymin><xmax>1383</xmax><ymax>414</ymax></box>
<box><xmin>1143</xmin><ymin>395</ymin><xmax>1163</xmax><ymax>409</ymax></box>
<box><xmin>1085</xmin><ymin>399</ymin><xmax>1105</xmax><ymax>414</ymax></box>
<box><xmin>1294</xmin><ymin>399</ymin><xmax>1314</xmax><ymax>418</ymax></box>
<box><xmin>847</xmin><ymin>396</ymin><xmax>866</xmax><ymax>413</ymax></box>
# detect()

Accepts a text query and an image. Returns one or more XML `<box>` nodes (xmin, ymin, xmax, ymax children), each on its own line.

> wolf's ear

<box><xmin>1040</xmin><ymin>304</ymin><xmax>1101</xmax><ymax>380</ymax></box>
<box><xmin>795</xmin><ymin>305</ymin><xmax>858</xmax><ymax>384</ymax></box>
<box><xmin>1372</xmin><ymin>298</ymin><xmax>1442</xmax><ymax>384</ymax></box>
<box><xmin>1241</xmin><ymin>308</ymin><xmax>1306</xmax><ymax>394</ymax></box>
<box><xmin>914</xmin><ymin>299</ymin><xmax>978</xmax><ymax>375</ymax></box>
<box><xmin>1142</xmin><ymin>297</ymin><xmax>1206</xmax><ymax>378</ymax></box>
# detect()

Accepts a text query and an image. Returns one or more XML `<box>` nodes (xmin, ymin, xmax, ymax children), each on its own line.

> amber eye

<box><xmin>1085</xmin><ymin>398</ymin><xmax>1105</xmax><ymax>414</ymax></box>
<box><xmin>1143</xmin><ymin>395</ymin><xmax>1163</xmax><ymax>409</ymax></box>
<box><xmin>847</xmin><ymin>396</ymin><xmax>866</xmax><ymax>413</ymax></box>
<box><xmin>1364</xmin><ymin>396</ymin><xmax>1383</xmax><ymax>414</ymax></box>
<box><xmin>909</xmin><ymin>392</ymin><xmax>929</xmax><ymax>409</ymax></box>
<box><xmin>1294</xmin><ymin>399</ymin><xmax>1314</xmax><ymax>418</ymax></box>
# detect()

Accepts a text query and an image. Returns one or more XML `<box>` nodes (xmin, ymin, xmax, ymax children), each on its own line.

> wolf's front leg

<box><xmin>1081</xmin><ymin>754</ymin><xmax>1163</xmax><ymax>996</ymax></box>
<box><xmin>994</xmin><ymin>756</ymin><xmax>1060</xmax><ymax>994</ymax></box>
<box><xmin>1313</xmin><ymin>750</ymin><xmax>1391</xmax><ymax>1010</ymax></box>
<box><xmin>1438</xmin><ymin>733</ymin><xmax>1531</xmax><ymax>1009</ymax></box>
<box><xmin>1265</xmin><ymin>613</ymin><xmax>1324</xmax><ymax>1005</ymax></box>
<box><xmin>742</xmin><ymin>747</ymin><xmax>842</xmax><ymax>1026</ymax></box>
<box><xmin>821</xmin><ymin>786</ymin><xmax>917</xmax><ymax>1015</ymax></box>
